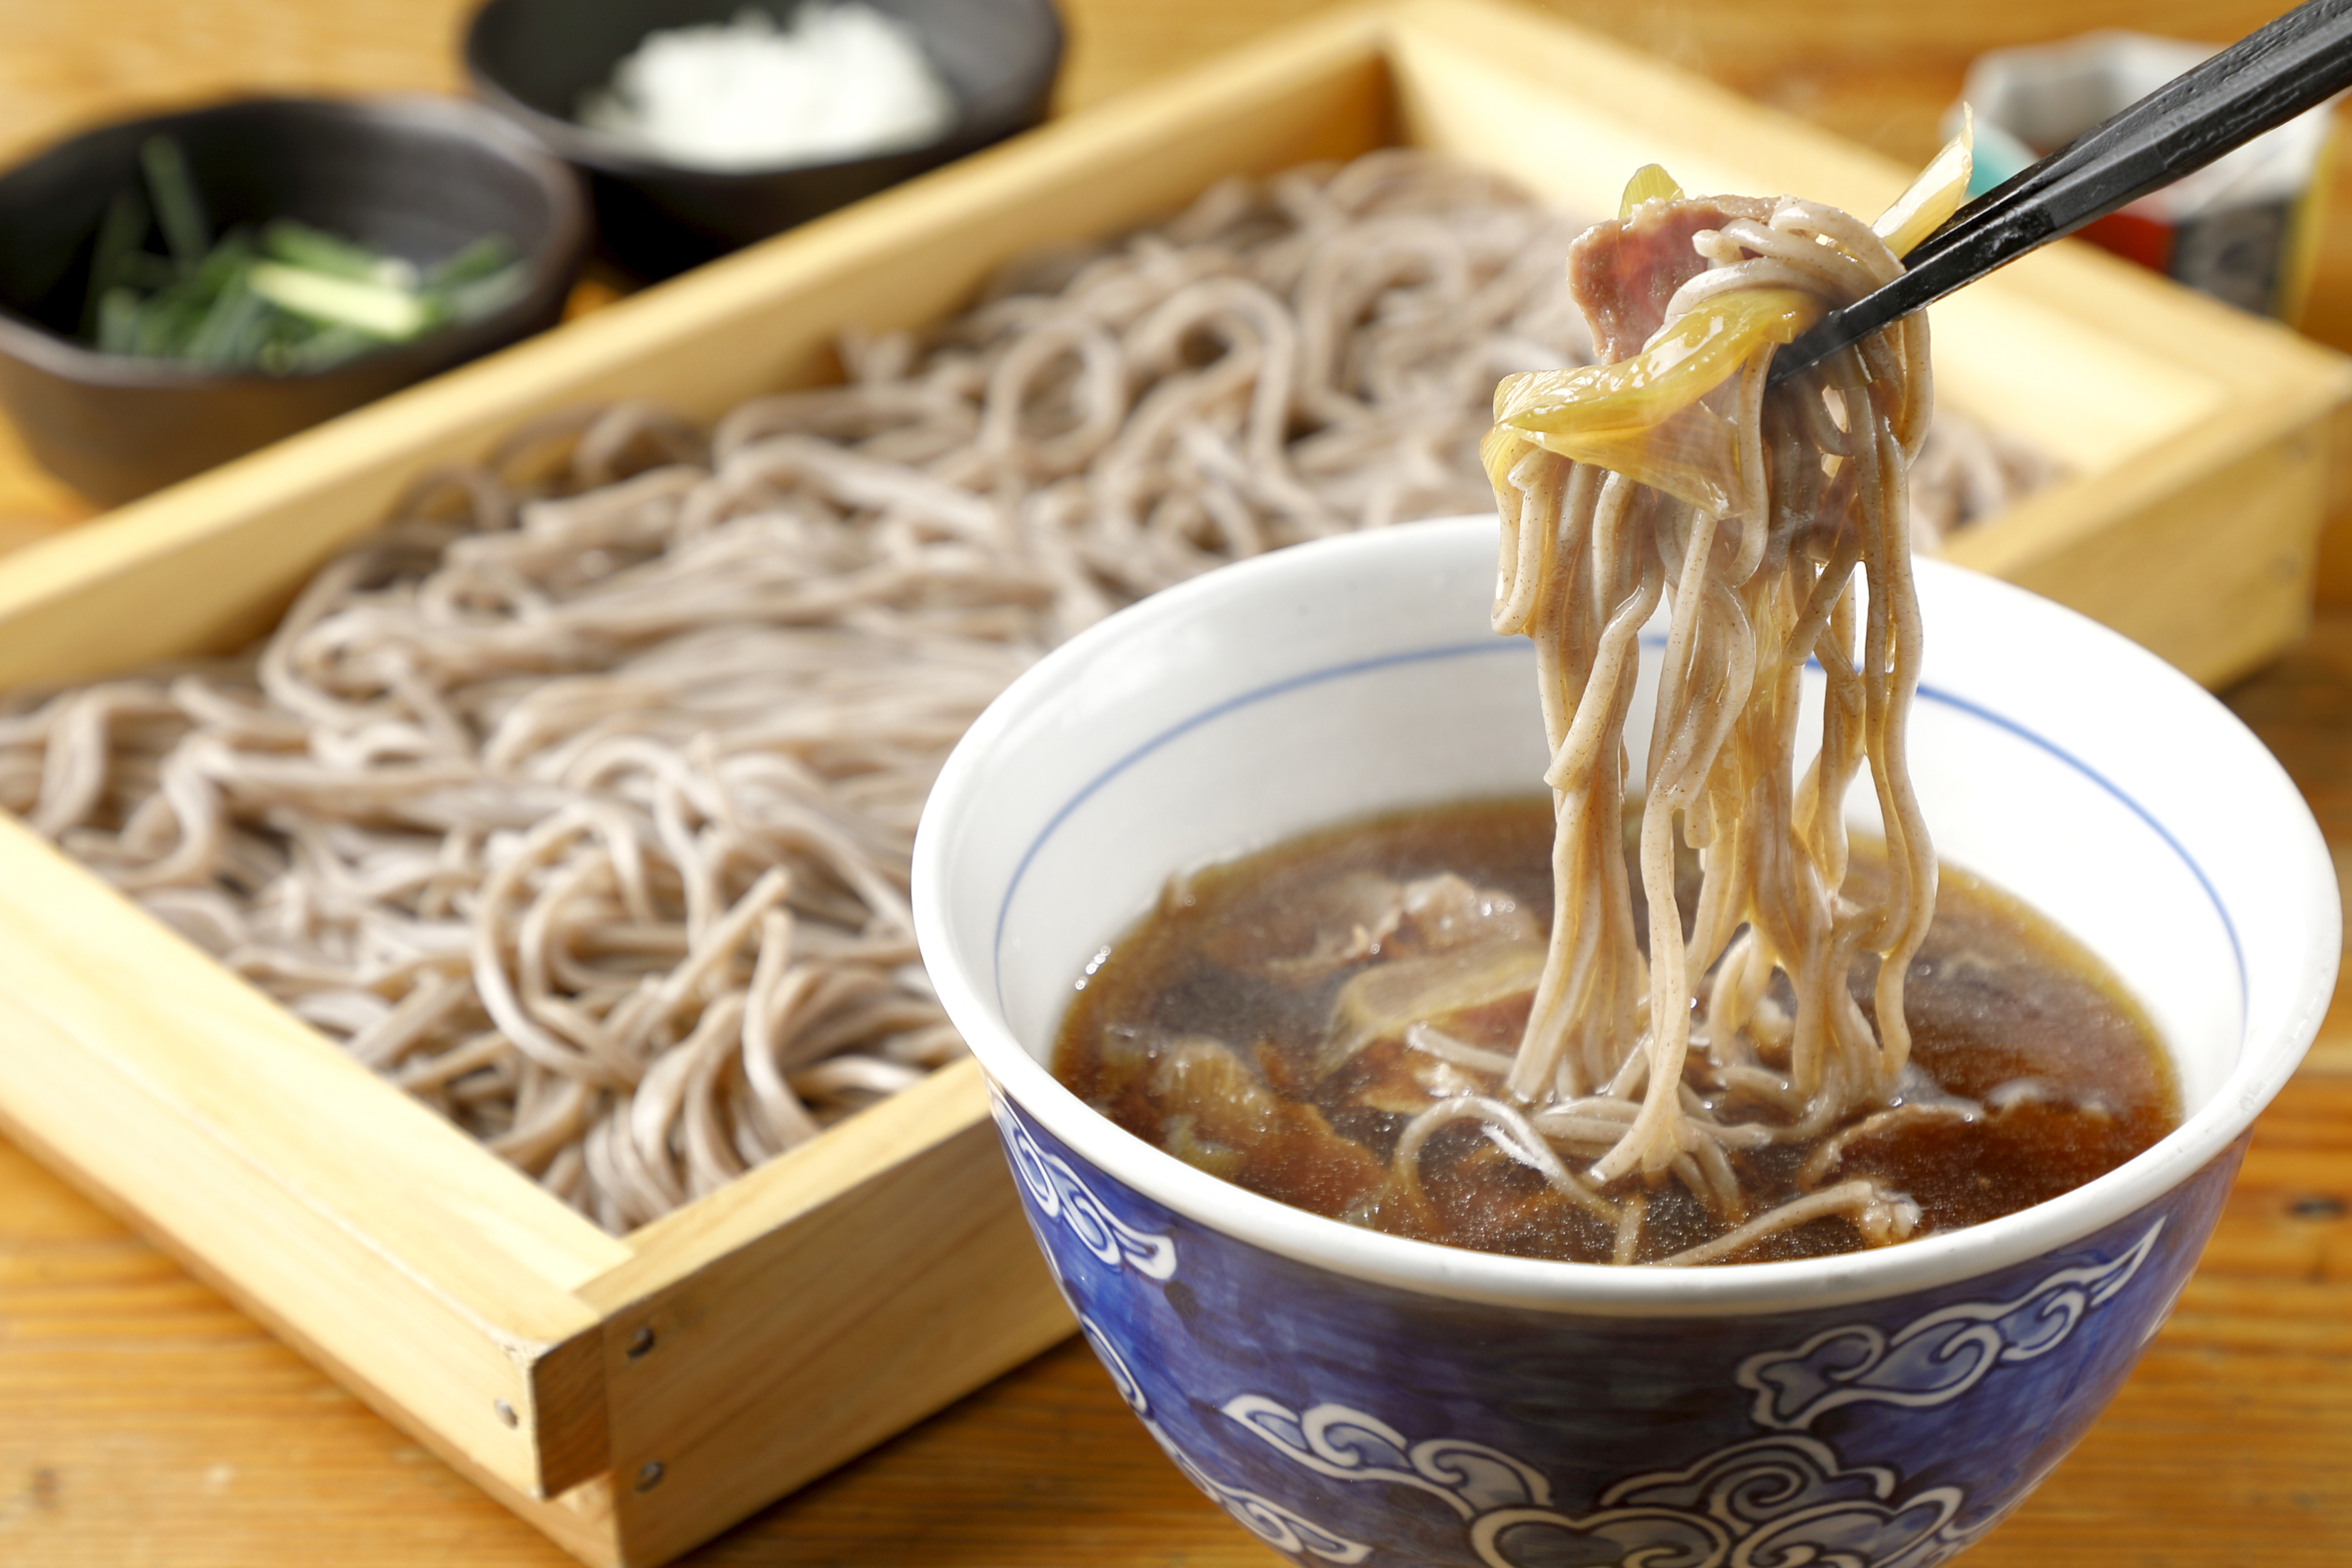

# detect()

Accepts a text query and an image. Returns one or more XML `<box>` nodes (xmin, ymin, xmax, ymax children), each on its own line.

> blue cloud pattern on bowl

<box><xmin>993</xmin><ymin>1084</ymin><xmax>2240</xmax><ymax>1568</ymax></box>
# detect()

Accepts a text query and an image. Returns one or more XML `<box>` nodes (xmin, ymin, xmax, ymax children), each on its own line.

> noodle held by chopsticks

<box><xmin>0</xmin><ymin>155</ymin><xmax>1598</xmax><ymax>1232</ymax></box>
<box><xmin>1427</xmin><ymin>148</ymin><xmax>1976</xmax><ymax>1261</ymax></box>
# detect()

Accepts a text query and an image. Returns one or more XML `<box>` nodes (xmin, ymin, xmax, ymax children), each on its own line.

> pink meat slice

<box><xmin>1568</xmin><ymin>195</ymin><xmax>1775</xmax><ymax>362</ymax></box>
<box><xmin>1259</xmin><ymin>871</ymin><xmax>1540</xmax><ymax>984</ymax></box>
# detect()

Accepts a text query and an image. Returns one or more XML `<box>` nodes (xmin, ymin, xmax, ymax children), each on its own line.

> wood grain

<box><xmin>574</xmin><ymin>1062</ymin><xmax>1074</xmax><ymax>1567</ymax></box>
<box><xmin>2</xmin><ymin>4</ymin><xmax>2350</xmax><ymax>1567</ymax></box>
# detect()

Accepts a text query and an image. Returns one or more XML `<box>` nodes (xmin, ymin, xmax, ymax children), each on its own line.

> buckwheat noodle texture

<box><xmin>1454</xmin><ymin>170</ymin><xmax>1954</xmax><ymax>1264</ymax></box>
<box><xmin>0</xmin><ymin>152</ymin><xmax>2041</xmax><ymax>1235</ymax></box>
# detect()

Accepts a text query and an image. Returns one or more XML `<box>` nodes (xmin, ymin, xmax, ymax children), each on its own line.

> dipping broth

<box><xmin>1053</xmin><ymin>797</ymin><xmax>2179</xmax><ymax>1267</ymax></box>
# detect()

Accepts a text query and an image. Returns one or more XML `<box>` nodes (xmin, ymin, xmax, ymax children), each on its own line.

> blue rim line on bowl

<box><xmin>988</xmin><ymin>637</ymin><xmax>1521</xmax><ymax>1016</ymax></box>
<box><xmin>988</xmin><ymin>639</ymin><xmax>2252</xmax><ymax>1030</ymax></box>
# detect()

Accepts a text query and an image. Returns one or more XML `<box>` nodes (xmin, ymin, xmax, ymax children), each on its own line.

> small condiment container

<box><xmin>1950</xmin><ymin>30</ymin><xmax>2339</xmax><ymax>320</ymax></box>
<box><xmin>0</xmin><ymin>96</ymin><xmax>586</xmax><ymax>505</ymax></box>
<box><xmin>464</xmin><ymin>0</ymin><xmax>1064</xmax><ymax>280</ymax></box>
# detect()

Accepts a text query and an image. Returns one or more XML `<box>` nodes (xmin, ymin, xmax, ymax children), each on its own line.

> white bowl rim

<box><xmin>914</xmin><ymin>517</ymin><xmax>2338</xmax><ymax>1317</ymax></box>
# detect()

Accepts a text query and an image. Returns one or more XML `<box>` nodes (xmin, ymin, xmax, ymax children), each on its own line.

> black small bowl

<box><xmin>465</xmin><ymin>0</ymin><xmax>1062</xmax><ymax>280</ymax></box>
<box><xmin>0</xmin><ymin>96</ymin><xmax>587</xmax><ymax>507</ymax></box>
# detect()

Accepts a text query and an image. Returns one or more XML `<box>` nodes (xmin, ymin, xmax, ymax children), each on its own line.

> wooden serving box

<box><xmin>0</xmin><ymin>4</ymin><xmax>2344</xmax><ymax>1564</ymax></box>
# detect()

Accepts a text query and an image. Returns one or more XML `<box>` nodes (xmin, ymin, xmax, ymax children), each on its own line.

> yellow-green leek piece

<box><xmin>1485</xmin><ymin>125</ymin><xmax>1976</xmax><ymax>509</ymax></box>
<box><xmin>1618</xmin><ymin>163</ymin><xmax>1683</xmax><ymax>218</ymax></box>
<box><xmin>1485</xmin><ymin>396</ymin><xmax>1750</xmax><ymax>517</ymax></box>
<box><xmin>1875</xmin><ymin>109</ymin><xmax>1975</xmax><ymax>259</ymax></box>
<box><xmin>1492</xmin><ymin>286</ymin><xmax>1822</xmax><ymax>439</ymax></box>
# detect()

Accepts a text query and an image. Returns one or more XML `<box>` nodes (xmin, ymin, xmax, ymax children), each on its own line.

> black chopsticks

<box><xmin>1767</xmin><ymin>0</ymin><xmax>2352</xmax><ymax>387</ymax></box>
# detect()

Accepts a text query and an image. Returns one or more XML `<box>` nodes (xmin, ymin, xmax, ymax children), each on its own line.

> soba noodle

<box><xmin>1426</xmin><ymin>153</ymin><xmax>1973</xmax><ymax>1262</ymax></box>
<box><xmin>0</xmin><ymin>154</ymin><xmax>1606</xmax><ymax>1233</ymax></box>
<box><xmin>0</xmin><ymin>150</ymin><xmax>2036</xmax><ymax>1236</ymax></box>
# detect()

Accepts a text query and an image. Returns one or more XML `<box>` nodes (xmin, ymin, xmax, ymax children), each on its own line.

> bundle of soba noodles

<box><xmin>0</xmin><ymin>148</ymin><xmax>2033</xmax><ymax>1239</ymax></box>
<box><xmin>0</xmin><ymin>153</ymin><xmax>1615</xmax><ymax>1235</ymax></box>
<box><xmin>1421</xmin><ymin>141</ymin><xmax>1979</xmax><ymax>1264</ymax></box>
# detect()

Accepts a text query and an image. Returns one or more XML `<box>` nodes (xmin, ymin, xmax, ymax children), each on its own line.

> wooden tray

<box><xmin>0</xmin><ymin>4</ymin><xmax>2345</xmax><ymax>1566</ymax></box>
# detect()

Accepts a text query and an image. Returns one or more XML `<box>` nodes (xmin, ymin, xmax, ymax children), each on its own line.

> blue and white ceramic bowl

<box><xmin>911</xmin><ymin>516</ymin><xmax>2336</xmax><ymax>1568</ymax></box>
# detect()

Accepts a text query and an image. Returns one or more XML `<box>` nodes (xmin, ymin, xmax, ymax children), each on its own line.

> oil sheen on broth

<box><xmin>1051</xmin><ymin>797</ymin><xmax>2179</xmax><ymax>1266</ymax></box>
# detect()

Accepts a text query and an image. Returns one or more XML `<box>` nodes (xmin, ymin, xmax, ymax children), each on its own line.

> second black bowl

<box><xmin>465</xmin><ymin>0</ymin><xmax>1063</xmax><ymax>280</ymax></box>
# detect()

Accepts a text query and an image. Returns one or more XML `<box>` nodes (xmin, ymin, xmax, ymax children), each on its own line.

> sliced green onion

<box><xmin>82</xmin><ymin>136</ymin><xmax>525</xmax><ymax>374</ymax></box>
<box><xmin>277</xmin><ymin>323</ymin><xmax>377</xmax><ymax>373</ymax></box>
<box><xmin>96</xmin><ymin>287</ymin><xmax>143</xmax><ymax>354</ymax></box>
<box><xmin>185</xmin><ymin>278</ymin><xmax>270</xmax><ymax>367</ymax></box>
<box><xmin>436</xmin><ymin>262</ymin><xmax>530</xmax><ymax>324</ymax></box>
<box><xmin>1493</xmin><ymin>287</ymin><xmax>1822</xmax><ymax>440</ymax></box>
<box><xmin>424</xmin><ymin>233</ymin><xmax>519</xmax><ymax>289</ymax></box>
<box><xmin>248</xmin><ymin>261</ymin><xmax>433</xmax><ymax>340</ymax></box>
<box><xmin>260</xmin><ymin>218</ymin><xmax>385</xmax><ymax>282</ymax></box>
<box><xmin>81</xmin><ymin>187</ymin><xmax>151</xmax><ymax>337</ymax></box>
<box><xmin>139</xmin><ymin>135</ymin><xmax>210</xmax><ymax>268</ymax></box>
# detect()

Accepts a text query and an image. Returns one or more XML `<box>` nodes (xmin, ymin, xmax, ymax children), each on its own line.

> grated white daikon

<box><xmin>579</xmin><ymin>4</ymin><xmax>957</xmax><ymax>171</ymax></box>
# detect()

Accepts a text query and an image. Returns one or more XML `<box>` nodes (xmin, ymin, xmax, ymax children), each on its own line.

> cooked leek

<box><xmin>1618</xmin><ymin>163</ymin><xmax>1683</xmax><ymax>217</ymax></box>
<box><xmin>1488</xmin><ymin>129</ymin><xmax>1974</xmax><ymax>506</ymax></box>
<box><xmin>1493</xmin><ymin>287</ymin><xmax>1822</xmax><ymax>439</ymax></box>
<box><xmin>1875</xmin><ymin>109</ymin><xmax>1975</xmax><ymax>259</ymax></box>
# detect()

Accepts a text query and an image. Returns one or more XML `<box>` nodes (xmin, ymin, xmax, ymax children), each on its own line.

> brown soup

<box><xmin>1053</xmin><ymin>796</ymin><xmax>2179</xmax><ymax>1266</ymax></box>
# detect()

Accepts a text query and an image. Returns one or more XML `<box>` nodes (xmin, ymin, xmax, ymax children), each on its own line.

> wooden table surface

<box><xmin>3</xmin><ymin>2</ymin><xmax>2350</xmax><ymax>1564</ymax></box>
